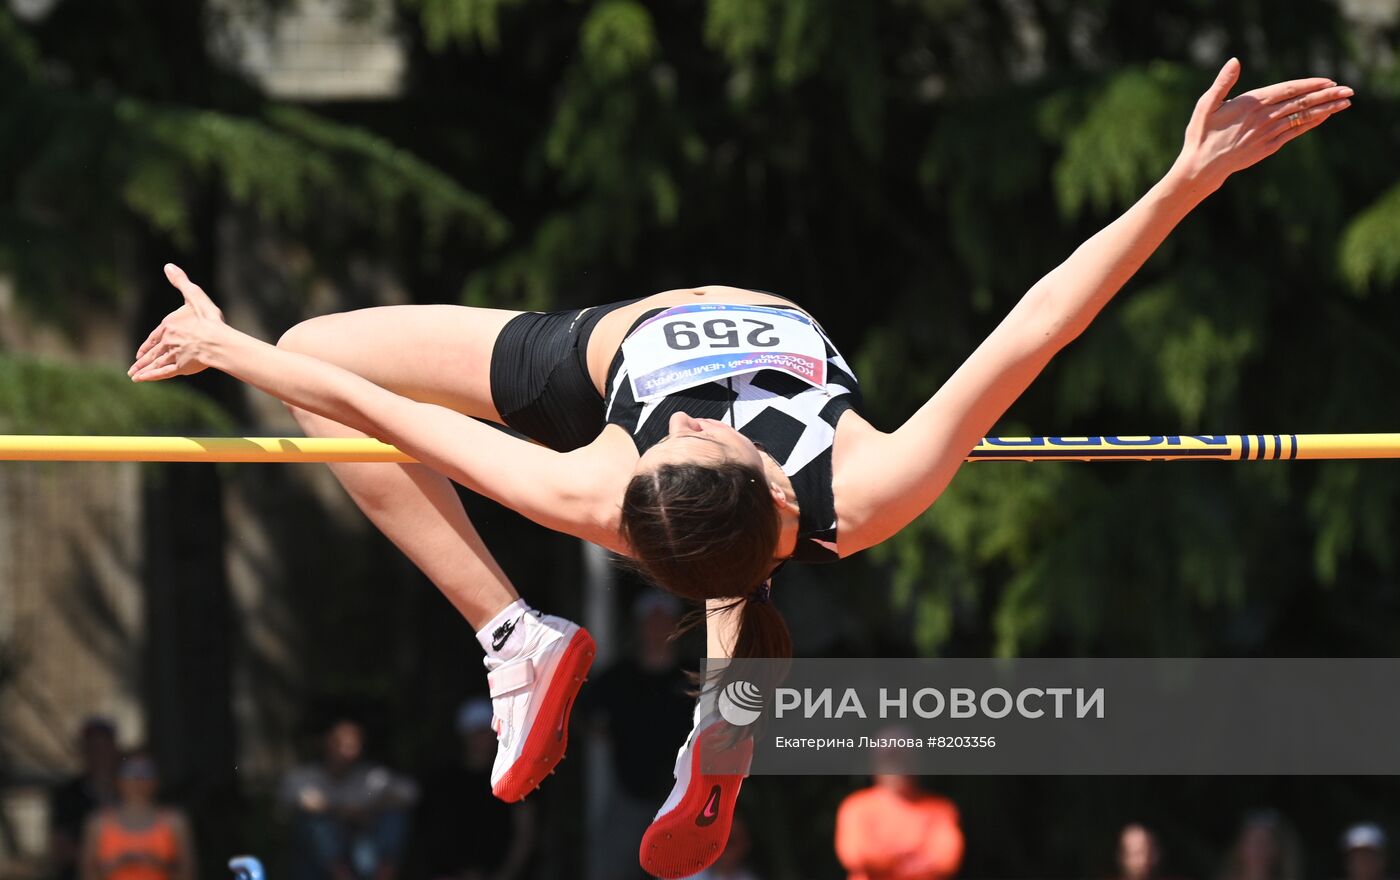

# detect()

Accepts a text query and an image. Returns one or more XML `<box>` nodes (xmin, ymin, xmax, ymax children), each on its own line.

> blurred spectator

<box><xmin>691</xmin><ymin>817</ymin><xmax>760</xmax><ymax>880</ymax></box>
<box><xmin>1114</xmin><ymin>823</ymin><xmax>1170</xmax><ymax>880</ymax></box>
<box><xmin>1341</xmin><ymin>823</ymin><xmax>1392</xmax><ymax>880</ymax></box>
<box><xmin>834</xmin><ymin>736</ymin><xmax>962</xmax><ymax>880</ymax></box>
<box><xmin>1218</xmin><ymin>810</ymin><xmax>1302</xmax><ymax>880</ymax></box>
<box><xmin>50</xmin><ymin>717</ymin><xmax>120</xmax><ymax>880</ymax></box>
<box><xmin>78</xmin><ymin>750</ymin><xmax>195</xmax><ymax>880</ymax></box>
<box><xmin>585</xmin><ymin>591</ymin><xmax>694</xmax><ymax>880</ymax></box>
<box><xmin>279</xmin><ymin>719</ymin><xmax>418</xmax><ymax>880</ymax></box>
<box><xmin>416</xmin><ymin>697</ymin><xmax>535</xmax><ymax>880</ymax></box>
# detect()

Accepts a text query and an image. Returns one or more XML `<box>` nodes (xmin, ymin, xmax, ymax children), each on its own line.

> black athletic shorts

<box><xmin>489</xmin><ymin>299</ymin><xmax>643</xmax><ymax>452</ymax></box>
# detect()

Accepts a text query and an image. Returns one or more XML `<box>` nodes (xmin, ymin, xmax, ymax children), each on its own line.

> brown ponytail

<box><xmin>729</xmin><ymin>587</ymin><xmax>792</xmax><ymax>662</ymax></box>
<box><xmin>620</xmin><ymin>461</ymin><xmax>793</xmax><ymax>661</ymax></box>
<box><xmin>697</xmin><ymin>589</ymin><xmax>793</xmax><ymax>712</ymax></box>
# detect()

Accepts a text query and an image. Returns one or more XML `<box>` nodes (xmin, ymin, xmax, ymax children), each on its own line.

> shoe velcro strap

<box><xmin>487</xmin><ymin>659</ymin><xmax>535</xmax><ymax>697</ymax></box>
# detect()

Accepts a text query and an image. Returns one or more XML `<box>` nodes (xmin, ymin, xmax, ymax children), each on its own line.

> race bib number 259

<box><xmin>622</xmin><ymin>303</ymin><xmax>828</xmax><ymax>403</ymax></box>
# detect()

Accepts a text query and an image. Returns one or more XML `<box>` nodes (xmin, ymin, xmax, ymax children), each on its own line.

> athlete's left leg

<box><xmin>277</xmin><ymin>304</ymin><xmax>594</xmax><ymax>801</ymax></box>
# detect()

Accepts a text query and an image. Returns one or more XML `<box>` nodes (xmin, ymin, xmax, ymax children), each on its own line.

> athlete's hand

<box><xmin>129</xmin><ymin>263</ymin><xmax>229</xmax><ymax>382</ymax></box>
<box><xmin>1171</xmin><ymin>58</ymin><xmax>1352</xmax><ymax>193</ymax></box>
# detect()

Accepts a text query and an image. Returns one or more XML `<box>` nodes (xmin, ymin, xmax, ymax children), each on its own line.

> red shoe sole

<box><xmin>491</xmin><ymin>628</ymin><xmax>595</xmax><ymax>803</ymax></box>
<box><xmin>638</xmin><ymin>726</ymin><xmax>753</xmax><ymax>879</ymax></box>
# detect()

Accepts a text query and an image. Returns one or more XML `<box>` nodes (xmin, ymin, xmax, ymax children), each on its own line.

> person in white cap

<box><xmin>417</xmin><ymin>698</ymin><xmax>536</xmax><ymax>880</ymax></box>
<box><xmin>1342</xmin><ymin>823</ymin><xmax>1392</xmax><ymax>880</ymax></box>
<box><xmin>278</xmin><ymin>720</ymin><xmax>418</xmax><ymax>880</ymax></box>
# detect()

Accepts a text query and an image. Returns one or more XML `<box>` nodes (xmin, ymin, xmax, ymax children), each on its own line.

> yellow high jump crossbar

<box><xmin>1</xmin><ymin>433</ymin><xmax>1399</xmax><ymax>463</ymax></box>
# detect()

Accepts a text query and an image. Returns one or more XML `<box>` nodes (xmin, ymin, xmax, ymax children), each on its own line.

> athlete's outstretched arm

<box><xmin>129</xmin><ymin>265</ymin><xmax>625</xmax><ymax>552</ymax></box>
<box><xmin>840</xmin><ymin>59</ymin><xmax>1351</xmax><ymax>553</ymax></box>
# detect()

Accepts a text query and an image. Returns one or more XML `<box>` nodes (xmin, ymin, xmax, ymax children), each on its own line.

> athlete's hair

<box><xmin>619</xmin><ymin>460</ymin><xmax>792</xmax><ymax>661</ymax></box>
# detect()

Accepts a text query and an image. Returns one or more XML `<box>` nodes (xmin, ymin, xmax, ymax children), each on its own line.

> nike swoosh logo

<box><xmin>491</xmin><ymin>617</ymin><xmax>518</xmax><ymax>652</ymax></box>
<box><xmin>695</xmin><ymin>785</ymin><xmax>722</xmax><ymax>826</ymax></box>
<box><xmin>557</xmin><ymin>695</ymin><xmax>573</xmax><ymax>741</ymax></box>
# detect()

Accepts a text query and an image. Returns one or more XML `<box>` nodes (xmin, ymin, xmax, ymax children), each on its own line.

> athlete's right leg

<box><xmin>276</xmin><ymin>304</ymin><xmax>594</xmax><ymax>801</ymax></box>
<box><xmin>276</xmin><ymin>304</ymin><xmax>519</xmax><ymax>630</ymax></box>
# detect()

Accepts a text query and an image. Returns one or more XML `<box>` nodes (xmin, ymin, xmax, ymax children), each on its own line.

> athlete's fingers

<box><xmin>1259</xmin><ymin>107</ymin><xmax>1340</xmax><ymax>161</ymax></box>
<box><xmin>128</xmin><ymin>342</ymin><xmax>171</xmax><ymax>377</ymax></box>
<box><xmin>1266</xmin><ymin>85</ymin><xmax>1353</xmax><ymax>122</ymax></box>
<box><xmin>132</xmin><ymin>351</ymin><xmax>179</xmax><ymax>383</ymax></box>
<box><xmin>134</xmin><ymin>321</ymin><xmax>167</xmax><ymax>361</ymax></box>
<box><xmin>1238</xmin><ymin>76</ymin><xmax>1337</xmax><ymax>107</ymax></box>
<box><xmin>1197</xmin><ymin>57</ymin><xmax>1241</xmax><ymax>112</ymax></box>
<box><xmin>1264</xmin><ymin>97</ymin><xmax>1350</xmax><ymax>141</ymax></box>
<box><xmin>163</xmin><ymin>263</ymin><xmax>221</xmax><ymax>319</ymax></box>
<box><xmin>132</xmin><ymin>363</ymin><xmax>182</xmax><ymax>383</ymax></box>
<box><xmin>1265</xmin><ymin>108</ymin><xmax>1337</xmax><ymax>151</ymax></box>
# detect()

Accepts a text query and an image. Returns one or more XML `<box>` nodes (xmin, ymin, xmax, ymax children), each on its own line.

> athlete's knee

<box><xmin>276</xmin><ymin>317</ymin><xmax>328</xmax><ymax>355</ymax></box>
<box><xmin>275</xmin><ymin>322</ymin><xmax>322</xmax><ymax>421</ymax></box>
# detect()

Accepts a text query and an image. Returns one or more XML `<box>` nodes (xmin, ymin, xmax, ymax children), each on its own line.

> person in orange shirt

<box><xmin>79</xmin><ymin>751</ymin><xmax>196</xmax><ymax>880</ymax></box>
<box><xmin>834</xmin><ymin>749</ymin><xmax>963</xmax><ymax>880</ymax></box>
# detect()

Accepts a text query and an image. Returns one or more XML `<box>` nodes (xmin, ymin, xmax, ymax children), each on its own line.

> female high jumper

<box><xmin>129</xmin><ymin>60</ymin><xmax>1350</xmax><ymax>878</ymax></box>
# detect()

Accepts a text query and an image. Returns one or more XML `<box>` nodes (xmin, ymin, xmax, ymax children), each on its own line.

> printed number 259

<box><xmin>663</xmin><ymin>319</ymin><xmax>778</xmax><ymax>350</ymax></box>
